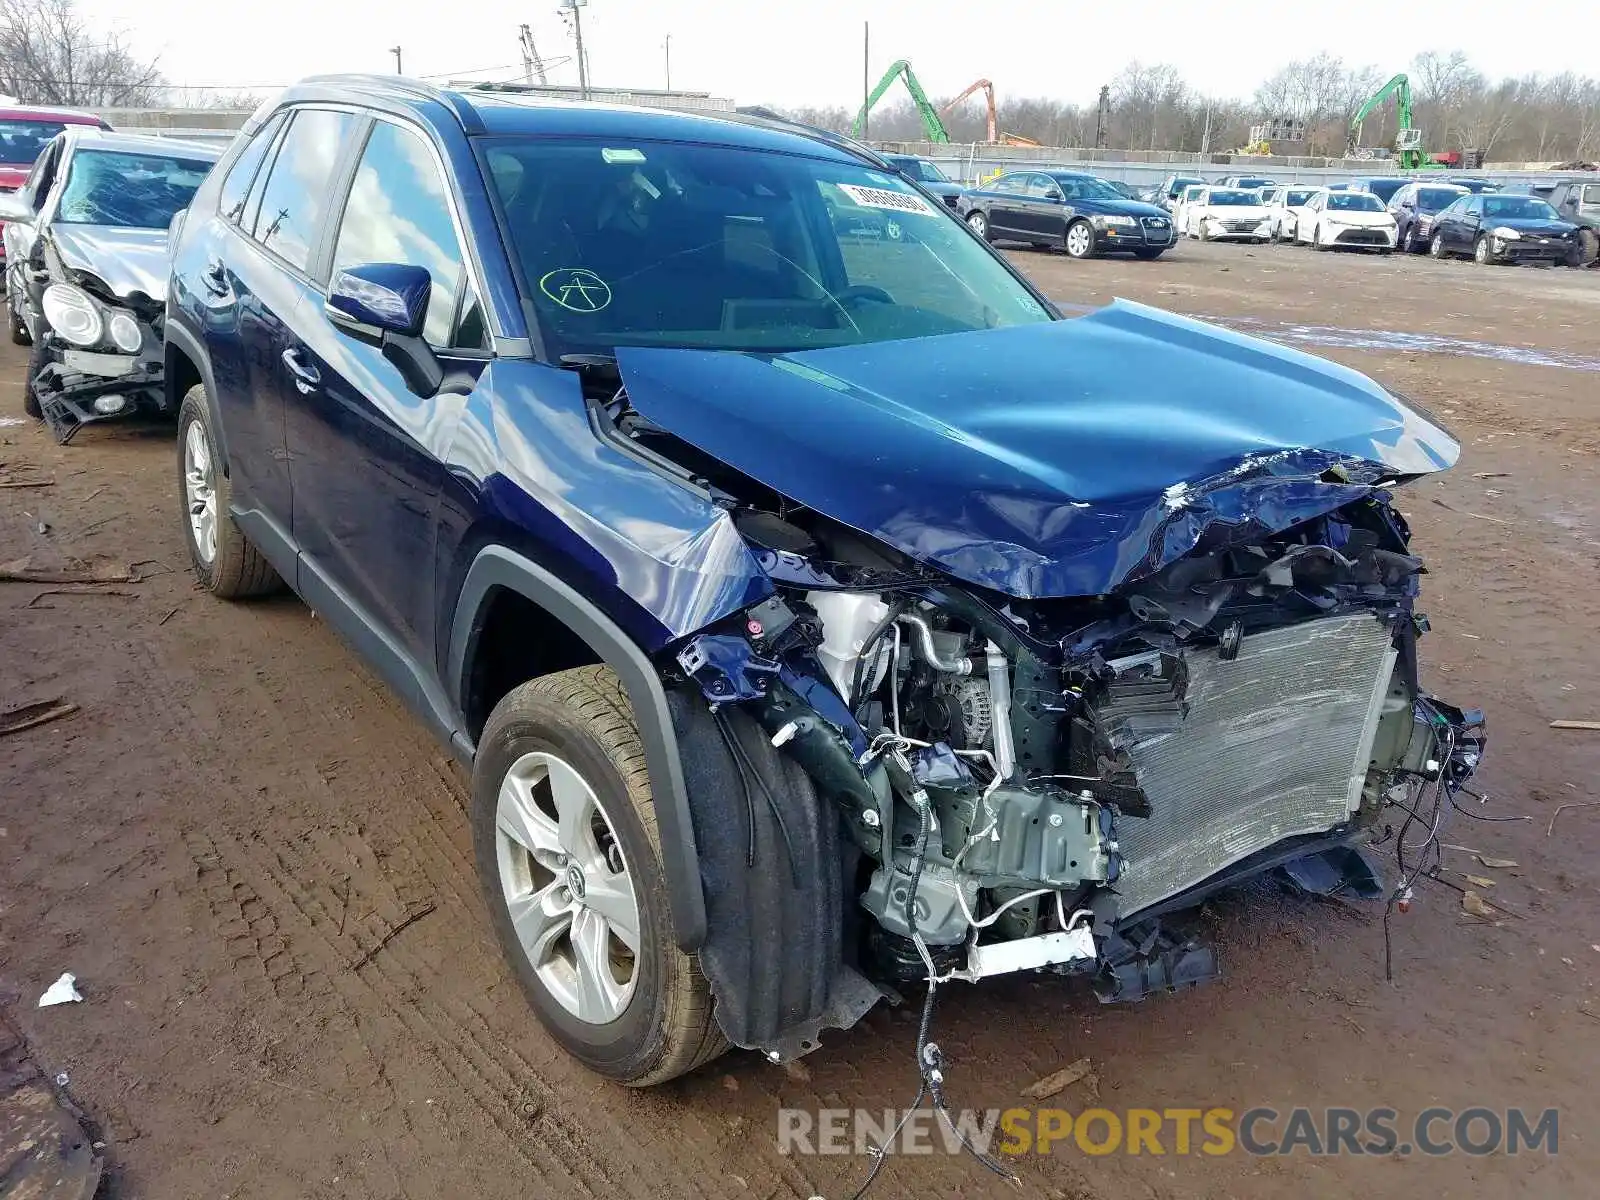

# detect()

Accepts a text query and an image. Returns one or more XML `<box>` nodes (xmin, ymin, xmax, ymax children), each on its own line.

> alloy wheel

<box><xmin>1065</xmin><ymin>223</ymin><xmax>1092</xmax><ymax>257</ymax></box>
<box><xmin>183</xmin><ymin>420</ymin><xmax>218</xmax><ymax>565</ymax></box>
<box><xmin>495</xmin><ymin>751</ymin><xmax>640</xmax><ymax>1025</ymax></box>
<box><xmin>966</xmin><ymin>211</ymin><xmax>987</xmax><ymax>237</ymax></box>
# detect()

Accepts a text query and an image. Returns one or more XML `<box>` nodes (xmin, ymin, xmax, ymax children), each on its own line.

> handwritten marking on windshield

<box><xmin>539</xmin><ymin>268</ymin><xmax>613</xmax><ymax>313</ymax></box>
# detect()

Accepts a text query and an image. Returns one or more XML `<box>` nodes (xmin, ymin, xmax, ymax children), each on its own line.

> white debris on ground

<box><xmin>38</xmin><ymin>974</ymin><xmax>83</xmax><ymax>1007</ymax></box>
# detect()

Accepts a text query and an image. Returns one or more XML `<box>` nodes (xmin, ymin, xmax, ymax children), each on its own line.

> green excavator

<box><xmin>852</xmin><ymin>60</ymin><xmax>950</xmax><ymax>143</ymax></box>
<box><xmin>1347</xmin><ymin>73</ymin><xmax>1436</xmax><ymax>170</ymax></box>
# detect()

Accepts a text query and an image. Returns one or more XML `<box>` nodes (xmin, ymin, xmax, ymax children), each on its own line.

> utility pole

<box><xmin>519</xmin><ymin>24</ymin><xmax>549</xmax><ymax>84</ymax></box>
<box><xmin>562</xmin><ymin>0</ymin><xmax>590</xmax><ymax>100</ymax></box>
<box><xmin>663</xmin><ymin>33</ymin><xmax>671</xmax><ymax>91</ymax></box>
<box><xmin>390</xmin><ymin>45</ymin><xmax>403</xmax><ymax>74</ymax></box>
<box><xmin>1095</xmin><ymin>85</ymin><xmax>1110</xmax><ymax>148</ymax></box>
<box><xmin>861</xmin><ymin>21</ymin><xmax>870</xmax><ymax>140</ymax></box>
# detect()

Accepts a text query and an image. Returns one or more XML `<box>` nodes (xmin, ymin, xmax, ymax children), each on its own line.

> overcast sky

<box><xmin>82</xmin><ymin>0</ymin><xmax>1598</xmax><ymax>109</ymax></box>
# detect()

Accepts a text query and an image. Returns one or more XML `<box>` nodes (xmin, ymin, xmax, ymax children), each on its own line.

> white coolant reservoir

<box><xmin>807</xmin><ymin>591</ymin><xmax>890</xmax><ymax>702</ymax></box>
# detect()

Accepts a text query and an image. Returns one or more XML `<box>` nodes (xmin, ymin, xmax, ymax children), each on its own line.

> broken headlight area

<box><xmin>32</xmin><ymin>279</ymin><xmax>164</xmax><ymax>443</ymax></box>
<box><xmin>667</xmin><ymin>491</ymin><xmax>1486</xmax><ymax>1044</ymax></box>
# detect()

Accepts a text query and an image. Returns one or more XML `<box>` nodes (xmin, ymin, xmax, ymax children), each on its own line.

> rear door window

<box><xmin>218</xmin><ymin>113</ymin><xmax>286</xmax><ymax>224</ymax></box>
<box><xmin>330</xmin><ymin>119</ymin><xmax>467</xmax><ymax>347</ymax></box>
<box><xmin>248</xmin><ymin>107</ymin><xmax>356</xmax><ymax>274</ymax></box>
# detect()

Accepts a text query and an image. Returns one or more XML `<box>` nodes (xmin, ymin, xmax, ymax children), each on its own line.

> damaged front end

<box><xmin>26</xmin><ymin>230</ymin><xmax>168</xmax><ymax>443</ymax></box>
<box><xmin>583</xmin><ymin>310</ymin><xmax>1487</xmax><ymax>1060</ymax></box>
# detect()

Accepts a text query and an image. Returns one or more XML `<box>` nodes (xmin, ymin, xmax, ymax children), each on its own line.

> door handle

<box><xmin>201</xmin><ymin>257</ymin><xmax>229</xmax><ymax>297</ymax></box>
<box><xmin>281</xmin><ymin>347</ymin><xmax>321</xmax><ymax>394</ymax></box>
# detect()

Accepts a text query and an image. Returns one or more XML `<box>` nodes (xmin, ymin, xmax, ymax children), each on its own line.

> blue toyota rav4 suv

<box><xmin>167</xmin><ymin>76</ymin><xmax>1485</xmax><ymax>1088</ymax></box>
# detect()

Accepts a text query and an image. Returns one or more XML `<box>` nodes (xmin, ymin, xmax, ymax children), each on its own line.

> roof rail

<box><xmin>296</xmin><ymin>73</ymin><xmax>484</xmax><ymax>134</ymax></box>
<box><xmin>725</xmin><ymin>105</ymin><xmax>888</xmax><ymax>168</ymax></box>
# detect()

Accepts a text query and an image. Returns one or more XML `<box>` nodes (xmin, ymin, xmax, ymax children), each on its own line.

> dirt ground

<box><xmin>2</xmin><ymin>240</ymin><xmax>1597</xmax><ymax>1200</ymax></box>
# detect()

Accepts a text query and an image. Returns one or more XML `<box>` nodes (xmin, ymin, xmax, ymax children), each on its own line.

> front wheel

<box><xmin>1473</xmin><ymin>235</ymin><xmax>1493</xmax><ymax>265</ymax></box>
<box><xmin>1430</xmin><ymin>232</ymin><xmax>1448</xmax><ymax>259</ymax></box>
<box><xmin>472</xmin><ymin>666</ymin><xmax>726</xmax><ymax>1086</ymax></box>
<box><xmin>965</xmin><ymin>210</ymin><xmax>989</xmax><ymax>240</ymax></box>
<box><xmin>1063</xmin><ymin>220</ymin><xmax>1096</xmax><ymax>259</ymax></box>
<box><xmin>22</xmin><ymin>333</ymin><xmax>46</xmax><ymax>418</ymax></box>
<box><xmin>1312</xmin><ymin>225</ymin><xmax>1328</xmax><ymax>251</ymax></box>
<box><xmin>8</xmin><ymin>298</ymin><xmax>29</xmax><ymax>346</ymax></box>
<box><xmin>176</xmin><ymin>386</ymin><xmax>283</xmax><ymax>598</ymax></box>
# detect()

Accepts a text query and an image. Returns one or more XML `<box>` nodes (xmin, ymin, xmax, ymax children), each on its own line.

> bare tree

<box><xmin>0</xmin><ymin>0</ymin><xmax>162</xmax><ymax>107</ymax></box>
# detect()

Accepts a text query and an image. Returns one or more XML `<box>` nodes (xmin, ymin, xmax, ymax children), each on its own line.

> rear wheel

<box><xmin>965</xmin><ymin>210</ymin><xmax>989</xmax><ymax>240</ymax></box>
<box><xmin>472</xmin><ymin>666</ymin><xmax>725</xmax><ymax>1086</ymax></box>
<box><xmin>1063</xmin><ymin>220</ymin><xmax>1096</xmax><ymax>259</ymax></box>
<box><xmin>177</xmin><ymin>386</ymin><xmax>282</xmax><ymax>598</ymax></box>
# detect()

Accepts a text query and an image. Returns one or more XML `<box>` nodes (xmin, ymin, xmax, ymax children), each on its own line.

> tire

<box><xmin>965</xmin><ymin>210</ymin><xmax>989</xmax><ymax>240</ymax></box>
<box><xmin>1399</xmin><ymin>226</ymin><xmax>1413</xmax><ymax>253</ymax></box>
<box><xmin>1570</xmin><ymin>228</ymin><xmax>1597</xmax><ymax>268</ymax></box>
<box><xmin>176</xmin><ymin>385</ymin><xmax>282</xmax><ymax>598</ymax></box>
<box><xmin>472</xmin><ymin>666</ymin><xmax>726</xmax><ymax>1086</ymax></box>
<box><xmin>1197</xmin><ymin>222</ymin><xmax>1211</xmax><ymax>242</ymax></box>
<box><xmin>9</xmin><ymin>298</ymin><xmax>29</xmax><ymax>346</ymax></box>
<box><xmin>1063</xmin><ymin>219</ymin><xmax>1096</xmax><ymax>259</ymax></box>
<box><xmin>1430</xmin><ymin>232</ymin><xmax>1447</xmax><ymax>259</ymax></box>
<box><xmin>22</xmin><ymin>333</ymin><xmax>46</xmax><ymax>419</ymax></box>
<box><xmin>1270</xmin><ymin>224</ymin><xmax>1283</xmax><ymax>244</ymax></box>
<box><xmin>1133</xmin><ymin>247</ymin><xmax>1164</xmax><ymax>260</ymax></box>
<box><xmin>1312</xmin><ymin>225</ymin><xmax>1328</xmax><ymax>251</ymax></box>
<box><xmin>1473</xmin><ymin>235</ymin><xmax>1492</xmax><ymax>265</ymax></box>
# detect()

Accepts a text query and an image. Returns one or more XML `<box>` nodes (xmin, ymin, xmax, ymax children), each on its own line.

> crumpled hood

<box><xmin>47</xmin><ymin>225</ymin><xmax>170</xmax><ymax>302</ymax></box>
<box><xmin>616</xmin><ymin>300</ymin><xmax>1459</xmax><ymax>598</ymax></box>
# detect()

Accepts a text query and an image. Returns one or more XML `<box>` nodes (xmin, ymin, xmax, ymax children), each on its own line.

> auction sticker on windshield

<box><xmin>838</xmin><ymin>184</ymin><xmax>935</xmax><ymax>216</ymax></box>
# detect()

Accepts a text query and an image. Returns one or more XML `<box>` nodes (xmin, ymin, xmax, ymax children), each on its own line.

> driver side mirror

<box><xmin>1043</xmin><ymin>187</ymin><xmax>1063</xmax><ymax>201</ymax></box>
<box><xmin>0</xmin><ymin>192</ymin><xmax>34</xmax><ymax>223</ymax></box>
<box><xmin>326</xmin><ymin>262</ymin><xmax>443</xmax><ymax>398</ymax></box>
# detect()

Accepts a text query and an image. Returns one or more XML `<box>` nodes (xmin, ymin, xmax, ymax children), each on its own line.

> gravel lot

<box><xmin>2</xmin><ymin>239</ymin><xmax>1596</xmax><ymax>1199</ymax></box>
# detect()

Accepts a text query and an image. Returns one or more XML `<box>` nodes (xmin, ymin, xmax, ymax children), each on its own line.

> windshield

<box><xmin>1417</xmin><ymin>187</ymin><xmax>1465</xmax><ymax>211</ymax></box>
<box><xmin>0</xmin><ymin>119</ymin><xmax>68</xmax><ymax>166</ymax></box>
<box><xmin>887</xmin><ymin>157</ymin><xmax>950</xmax><ymax>184</ymax></box>
<box><xmin>1328</xmin><ymin>192</ymin><xmax>1386</xmax><ymax>212</ymax></box>
<box><xmin>1285</xmin><ymin>189</ymin><xmax>1313</xmax><ymax>206</ymax></box>
<box><xmin>56</xmin><ymin>149</ymin><xmax>214</xmax><ymax>228</ymax></box>
<box><xmin>1169</xmin><ymin>177</ymin><xmax>1203</xmax><ymax>195</ymax></box>
<box><xmin>1482</xmin><ymin>195</ymin><xmax>1560</xmax><ymax>221</ymax></box>
<box><xmin>484</xmin><ymin>138</ymin><xmax>1052</xmax><ymax>356</ymax></box>
<box><xmin>1207</xmin><ymin>190</ymin><xmax>1257</xmax><ymax>206</ymax></box>
<box><xmin>1363</xmin><ymin>179</ymin><xmax>1406</xmax><ymax>203</ymax></box>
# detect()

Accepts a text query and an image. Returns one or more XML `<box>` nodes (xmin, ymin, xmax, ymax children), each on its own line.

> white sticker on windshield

<box><xmin>602</xmin><ymin>147</ymin><xmax>646</xmax><ymax>163</ymax></box>
<box><xmin>838</xmin><ymin>183</ymin><xmax>935</xmax><ymax>216</ymax></box>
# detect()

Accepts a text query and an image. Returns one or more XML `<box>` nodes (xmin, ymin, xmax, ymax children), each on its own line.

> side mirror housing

<box><xmin>327</xmin><ymin>263</ymin><xmax>443</xmax><ymax>398</ymax></box>
<box><xmin>327</xmin><ymin>262</ymin><xmax>430</xmax><ymax>337</ymax></box>
<box><xmin>1043</xmin><ymin>188</ymin><xmax>1062</xmax><ymax>201</ymax></box>
<box><xmin>0</xmin><ymin>192</ymin><xmax>34</xmax><ymax>223</ymax></box>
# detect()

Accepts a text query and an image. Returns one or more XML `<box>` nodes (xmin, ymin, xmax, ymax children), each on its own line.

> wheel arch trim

<box><xmin>166</xmin><ymin>319</ymin><xmax>230</xmax><ymax>472</ymax></box>
<box><xmin>446</xmin><ymin>544</ymin><xmax>707</xmax><ymax>952</ymax></box>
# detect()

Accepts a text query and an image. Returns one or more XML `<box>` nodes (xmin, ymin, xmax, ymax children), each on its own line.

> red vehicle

<box><xmin>0</xmin><ymin>104</ymin><xmax>113</xmax><ymax>265</ymax></box>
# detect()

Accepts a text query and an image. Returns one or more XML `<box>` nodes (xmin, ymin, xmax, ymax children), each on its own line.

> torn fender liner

<box><xmin>617</xmin><ymin>301</ymin><xmax>1459</xmax><ymax>598</ymax></box>
<box><xmin>668</xmin><ymin>691</ymin><xmax>881</xmax><ymax>1054</ymax></box>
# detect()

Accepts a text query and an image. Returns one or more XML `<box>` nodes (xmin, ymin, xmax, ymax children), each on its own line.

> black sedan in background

<box><xmin>1388</xmin><ymin>181</ymin><xmax>1467</xmax><ymax>252</ymax></box>
<box><xmin>879</xmin><ymin>153</ymin><xmax>966</xmax><ymax>210</ymax></box>
<box><xmin>1428</xmin><ymin>192</ymin><xmax>1580</xmax><ymax>264</ymax></box>
<box><xmin>962</xmin><ymin>169</ymin><xmax>1174</xmax><ymax>259</ymax></box>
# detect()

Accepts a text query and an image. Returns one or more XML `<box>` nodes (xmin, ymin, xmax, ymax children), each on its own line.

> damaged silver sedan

<box><xmin>1</xmin><ymin>128</ymin><xmax>217</xmax><ymax>441</ymax></box>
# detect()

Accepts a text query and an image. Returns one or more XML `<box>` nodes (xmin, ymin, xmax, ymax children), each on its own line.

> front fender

<box><xmin>446</xmin><ymin>544</ymin><xmax>707</xmax><ymax>951</ymax></box>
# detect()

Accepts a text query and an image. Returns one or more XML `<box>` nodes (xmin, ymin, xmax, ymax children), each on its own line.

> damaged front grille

<box><xmin>1103</xmin><ymin>613</ymin><xmax>1399</xmax><ymax>917</ymax></box>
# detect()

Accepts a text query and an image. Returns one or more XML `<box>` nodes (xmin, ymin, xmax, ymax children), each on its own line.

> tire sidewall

<box><xmin>1431</xmin><ymin>233</ymin><xmax>1446</xmax><ymax>258</ymax></box>
<box><xmin>1474</xmin><ymin>235</ymin><xmax>1490</xmax><ymax>264</ymax></box>
<box><xmin>176</xmin><ymin>390</ymin><xmax>226</xmax><ymax>589</ymax></box>
<box><xmin>966</xmin><ymin>210</ymin><xmax>987</xmax><ymax>239</ymax></box>
<box><xmin>471</xmin><ymin>699</ymin><xmax>677</xmax><ymax>1078</ymax></box>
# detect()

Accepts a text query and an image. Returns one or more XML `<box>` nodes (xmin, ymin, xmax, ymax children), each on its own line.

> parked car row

<box><xmin>3</xmin><ymin>76</ymin><xmax>1491</xmax><ymax>1094</ymax></box>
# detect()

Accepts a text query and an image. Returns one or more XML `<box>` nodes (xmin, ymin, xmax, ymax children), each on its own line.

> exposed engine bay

<box><xmin>570</xmin><ymin>333</ymin><xmax>1488</xmax><ymax>1060</ymax></box>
